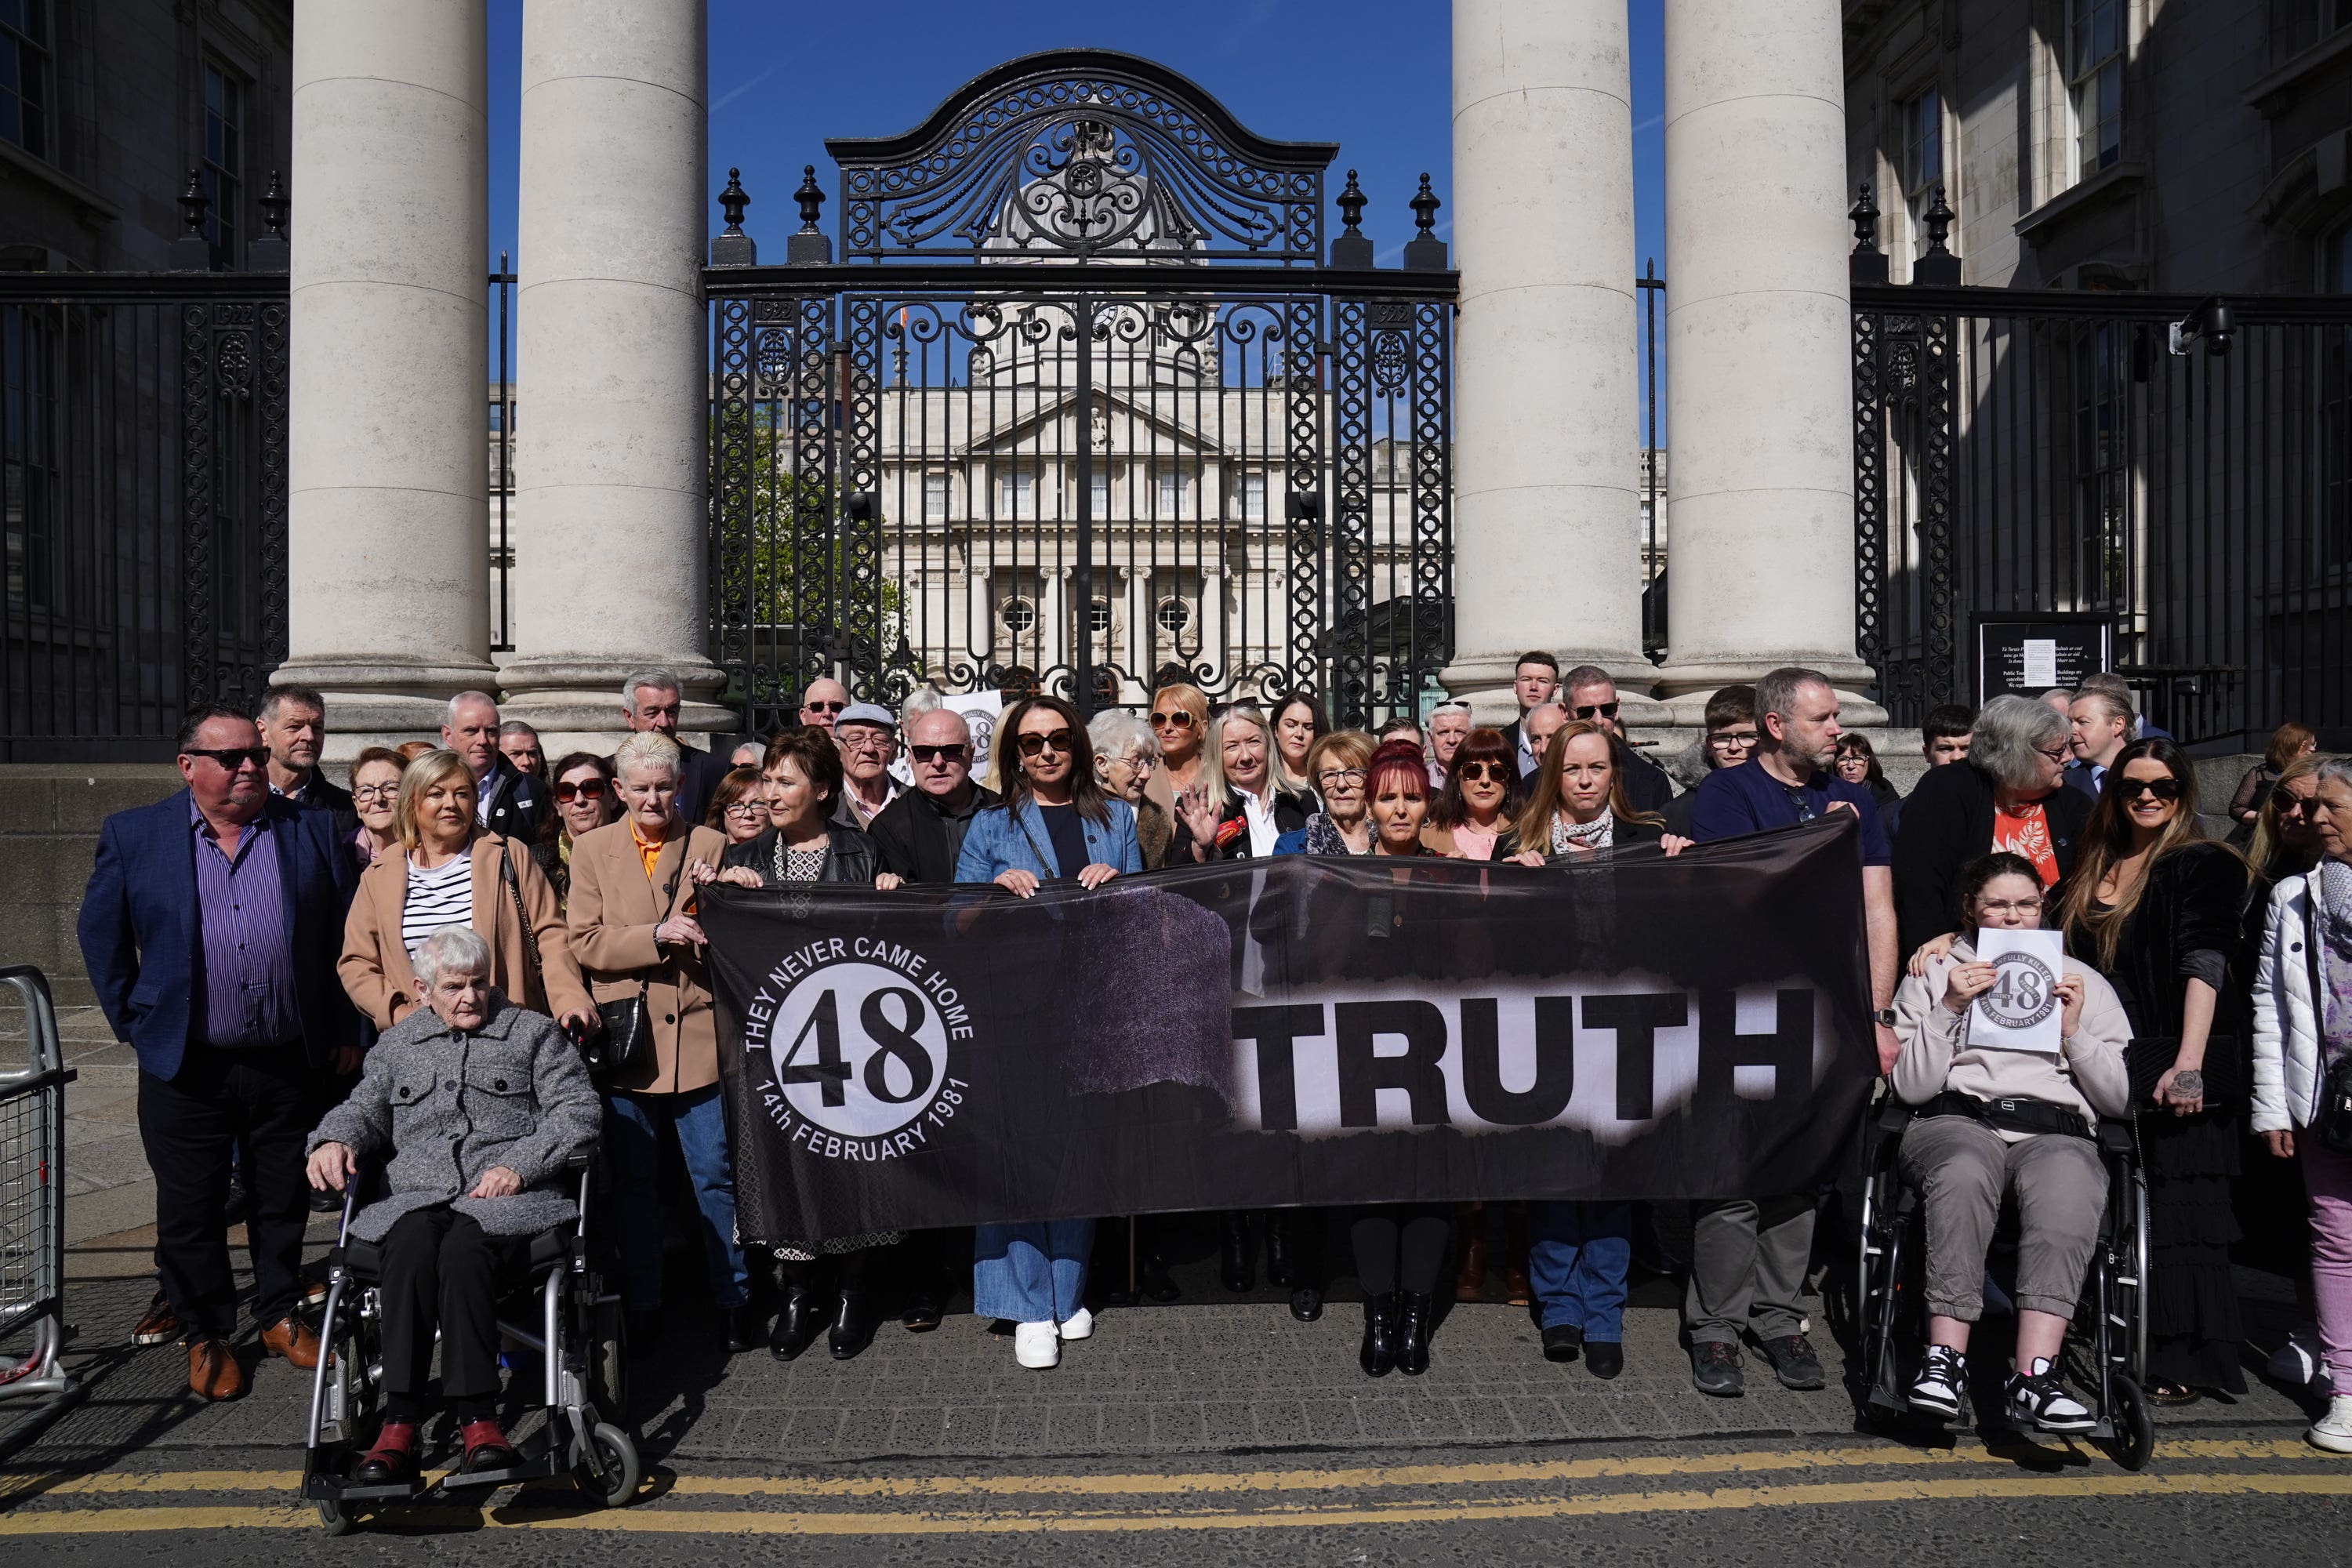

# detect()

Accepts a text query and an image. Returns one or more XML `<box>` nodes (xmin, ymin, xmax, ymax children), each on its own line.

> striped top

<box><xmin>401</xmin><ymin>852</ymin><xmax>474</xmax><ymax>960</ymax></box>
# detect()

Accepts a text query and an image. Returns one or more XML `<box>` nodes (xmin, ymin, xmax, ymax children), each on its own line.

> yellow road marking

<box><xmin>0</xmin><ymin>1470</ymin><xmax>2345</xmax><ymax>1535</ymax></box>
<box><xmin>0</xmin><ymin>1438</ymin><xmax>2313</xmax><ymax>1503</ymax></box>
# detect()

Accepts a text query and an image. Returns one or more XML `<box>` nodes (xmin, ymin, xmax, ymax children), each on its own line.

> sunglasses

<box><xmin>2272</xmin><ymin>789</ymin><xmax>2314</xmax><ymax>813</ymax></box>
<box><xmin>804</xmin><ymin>699</ymin><xmax>847</xmax><ymax>714</ymax></box>
<box><xmin>1149</xmin><ymin>710</ymin><xmax>1200</xmax><ymax>729</ymax></box>
<box><xmin>554</xmin><ymin>779</ymin><xmax>609</xmax><ymax>802</ymax></box>
<box><xmin>1454</xmin><ymin>760</ymin><xmax>1509</xmax><ymax>783</ymax></box>
<box><xmin>910</xmin><ymin>743</ymin><xmax>969</xmax><ymax>764</ymax></box>
<box><xmin>1570</xmin><ymin>701</ymin><xmax>1620</xmax><ymax>720</ymax></box>
<box><xmin>2118</xmin><ymin>777</ymin><xmax>2183</xmax><ymax>801</ymax></box>
<box><xmin>183</xmin><ymin>745</ymin><xmax>269</xmax><ymax>771</ymax></box>
<box><xmin>1016</xmin><ymin>728</ymin><xmax>1076</xmax><ymax>758</ymax></box>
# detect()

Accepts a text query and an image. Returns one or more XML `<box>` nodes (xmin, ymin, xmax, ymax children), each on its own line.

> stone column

<box><xmin>1654</xmin><ymin>0</ymin><xmax>1882</xmax><ymax>722</ymax></box>
<box><xmin>1440</xmin><ymin>0</ymin><xmax>1660</xmax><ymax>725</ymax></box>
<box><xmin>278</xmin><ymin>0</ymin><xmax>500</xmax><ymax>751</ymax></box>
<box><xmin>499</xmin><ymin>0</ymin><xmax>727</xmax><ymax>749</ymax></box>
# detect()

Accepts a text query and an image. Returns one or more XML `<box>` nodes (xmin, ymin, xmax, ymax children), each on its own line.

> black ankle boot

<box><xmin>1220</xmin><ymin>1212</ymin><xmax>1254</xmax><ymax>1294</ymax></box>
<box><xmin>1396</xmin><ymin>1291</ymin><xmax>1434</xmax><ymax>1376</ymax></box>
<box><xmin>1359</xmin><ymin>1292</ymin><xmax>1397</xmax><ymax>1377</ymax></box>
<box><xmin>1265</xmin><ymin>1219</ymin><xmax>1296</xmax><ymax>1289</ymax></box>
<box><xmin>768</xmin><ymin>1282</ymin><xmax>820</xmax><ymax>1362</ymax></box>
<box><xmin>829</xmin><ymin>1290</ymin><xmax>878</xmax><ymax>1360</ymax></box>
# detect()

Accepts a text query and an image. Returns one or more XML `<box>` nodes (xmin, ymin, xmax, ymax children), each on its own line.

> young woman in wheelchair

<box><xmin>305</xmin><ymin>926</ymin><xmax>601</xmax><ymax>1483</ymax></box>
<box><xmin>1889</xmin><ymin>851</ymin><xmax>2132</xmax><ymax>1431</ymax></box>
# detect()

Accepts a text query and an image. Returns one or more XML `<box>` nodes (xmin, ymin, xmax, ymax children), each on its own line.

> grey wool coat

<box><xmin>307</xmin><ymin>996</ymin><xmax>601</xmax><ymax>1243</ymax></box>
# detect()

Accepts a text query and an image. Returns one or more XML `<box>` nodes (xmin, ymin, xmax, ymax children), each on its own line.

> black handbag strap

<box><xmin>498</xmin><ymin>839</ymin><xmax>542</xmax><ymax>989</ymax></box>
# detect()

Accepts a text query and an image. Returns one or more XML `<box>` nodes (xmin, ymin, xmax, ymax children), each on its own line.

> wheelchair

<box><xmin>300</xmin><ymin>1155</ymin><xmax>640</xmax><ymax>1533</ymax></box>
<box><xmin>1849</xmin><ymin>1094</ymin><xmax>2154</xmax><ymax>1470</ymax></box>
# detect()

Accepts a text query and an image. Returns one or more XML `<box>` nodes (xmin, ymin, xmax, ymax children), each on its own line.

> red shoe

<box><xmin>458</xmin><ymin>1417</ymin><xmax>518</xmax><ymax>1474</ymax></box>
<box><xmin>353</xmin><ymin>1420</ymin><xmax>419</xmax><ymax>1485</ymax></box>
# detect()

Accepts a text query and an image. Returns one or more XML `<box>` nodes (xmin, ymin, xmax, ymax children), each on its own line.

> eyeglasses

<box><xmin>2035</xmin><ymin>744</ymin><xmax>2071</xmax><ymax>764</ymax></box>
<box><xmin>1015</xmin><ymin>728</ymin><xmax>1076</xmax><ymax>757</ymax></box>
<box><xmin>1570</xmin><ymin>701</ymin><xmax>1620</xmax><ymax>721</ymax></box>
<box><xmin>554</xmin><ymin>779</ymin><xmax>609</xmax><ymax>802</ymax></box>
<box><xmin>351</xmin><ymin>784</ymin><xmax>399</xmax><ymax>803</ymax></box>
<box><xmin>1976</xmin><ymin>898</ymin><xmax>2045</xmax><ymax>918</ymax></box>
<box><xmin>1149</xmin><ymin>710</ymin><xmax>1199</xmax><ymax>729</ymax></box>
<box><xmin>2272</xmin><ymin>789</ymin><xmax>2314</xmax><ymax>814</ymax></box>
<box><xmin>723</xmin><ymin>800</ymin><xmax>766</xmax><ymax>817</ymax></box>
<box><xmin>910</xmin><ymin>743</ymin><xmax>969</xmax><ymax>764</ymax></box>
<box><xmin>804</xmin><ymin>699</ymin><xmax>847</xmax><ymax>714</ymax></box>
<box><xmin>1782</xmin><ymin>784</ymin><xmax>1818</xmax><ymax>823</ymax></box>
<box><xmin>183</xmin><ymin>746</ymin><xmax>268</xmax><ymax>771</ymax></box>
<box><xmin>1708</xmin><ymin>730</ymin><xmax>1760</xmax><ymax>751</ymax></box>
<box><xmin>2118</xmin><ymin>777</ymin><xmax>2183</xmax><ymax>801</ymax></box>
<box><xmin>1316</xmin><ymin>768</ymin><xmax>1367</xmax><ymax>789</ymax></box>
<box><xmin>838</xmin><ymin>730</ymin><xmax>894</xmax><ymax>753</ymax></box>
<box><xmin>1454</xmin><ymin>760</ymin><xmax>1509</xmax><ymax>783</ymax></box>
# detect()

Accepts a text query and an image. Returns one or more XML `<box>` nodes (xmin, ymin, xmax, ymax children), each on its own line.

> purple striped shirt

<box><xmin>189</xmin><ymin>799</ymin><xmax>299</xmax><ymax>1047</ymax></box>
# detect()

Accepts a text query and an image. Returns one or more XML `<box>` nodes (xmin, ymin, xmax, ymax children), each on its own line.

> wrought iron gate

<box><xmin>706</xmin><ymin>51</ymin><xmax>1454</xmax><ymax>730</ymax></box>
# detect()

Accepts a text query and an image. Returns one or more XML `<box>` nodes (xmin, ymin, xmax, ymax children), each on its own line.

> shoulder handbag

<box><xmin>496</xmin><ymin>840</ymin><xmax>543</xmax><ymax>1003</ymax></box>
<box><xmin>587</xmin><ymin>863</ymin><xmax>683</xmax><ymax>1081</ymax></box>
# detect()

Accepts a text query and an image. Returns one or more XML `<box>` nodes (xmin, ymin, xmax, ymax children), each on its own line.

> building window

<box><xmin>923</xmin><ymin>473</ymin><xmax>949</xmax><ymax>523</ymax></box>
<box><xmin>996</xmin><ymin>465</ymin><xmax>1035</xmax><ymax>515</ymax></box>
<box><xmin>2068</xmin><ymin>321</ymin><xmax>2129</xmax><ymax>604</ymax></box>
<box><xmin>203</xmin><ymin>62</ymin><xmax>245</xmax><ymax>270</ymax></box>
<box><xmin>0</xmin><ymin>0</ymin><xmax>51</xmax><ymax>159</ymax></box>
<box><xmin>1090</xmin><ymin>466</ymin><xmax>1110</xmax><ymax>515</ymax></box>
<box><xmin>1000</xmin><ymin>597</ymin><xmax>1037</xmax><ymax>633</ymax></box>
<box><xmin>1902</xmin><ymin>87</ymin><xmax>1941</xmax><ymax>194</ymax></box>
<box><xmin>2067</xmin><ymin>0</ymin><xmax>2123</xmax><ymax>183</ymax></box>
<box><xmin>1156</xmin><ymin>464</ymin><xmax>1189</xmax><ymax>517</ymax></box>
<box><xmin>1240</xmin><ymin>471</ymin><xmax>1266</xmax><ymax>523</ymax></box>
<box><xmin>1154</xmin><ymin>597</ymin><xmax>1192</xmax><ymax>634</ymax></box>
<box><xmin>3</xmin><ymin>304</ymin><xmax>56</xmax><ymax>609</ymax></box>
<box><xmin>1086</xmin><ymin>600</ymin><xmax>1112</xmax><ymax>635</ymax></box>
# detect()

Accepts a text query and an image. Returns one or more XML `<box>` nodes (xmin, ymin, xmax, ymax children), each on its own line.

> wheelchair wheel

<box><xmin>2106</xmin><ymin>1374</ymin><xmax>2154</xmax><ymax>1472</ymax></box>
<box><xmin>575</xmin><ymin>1421</ymin><xmax>641</xmax><ymax>1509</ymax></box>
<box><xmin>316</xmin><ymin>1496</ymin><xmax>354</xmax><ymax>1536</ymax></box>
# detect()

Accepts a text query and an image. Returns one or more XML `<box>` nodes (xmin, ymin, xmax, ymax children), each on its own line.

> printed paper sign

<box><xmin>2020</xmin><ymin>639</ymin><xmax>2060</xmax><ymax>689</ymax></box>
<box><xmin>942</xmin><ymin>690</ymin><xmax>1003</xmax><ymax>783</ymax></box>
<box><xmin>1968</xmin><ymin>928</ymin><xmax>2065</xmax><ymax>1054</ymax></box>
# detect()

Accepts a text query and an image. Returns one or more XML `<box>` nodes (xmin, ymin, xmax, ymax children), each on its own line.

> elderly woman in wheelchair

<box><xmin>306</xmin><ymin>925</ymin><xmax>600</xmax><ymax>1484</ymax></box>
<box><xmin>1889</xmin><ymin>851</ymin><xmax>2132</xmax><ymax>1432</ymax></box>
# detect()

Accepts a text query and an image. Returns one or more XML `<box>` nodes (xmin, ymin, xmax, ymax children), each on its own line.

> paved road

<box><xmin>3</xmin><ymin>1243</ymin><xmax>2341</xmax><ymax>1566</ymax></box>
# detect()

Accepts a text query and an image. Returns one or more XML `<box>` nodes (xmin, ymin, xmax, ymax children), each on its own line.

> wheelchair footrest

<box><xmin>435</xmin><ymin>1454</ymin><xmax>563</xmax><ymax>1493</ymax></box>
<box><xmin>303</xmin><ymin>1468</ymin><xmax>423</xmax><ymax>1505</ymax></box>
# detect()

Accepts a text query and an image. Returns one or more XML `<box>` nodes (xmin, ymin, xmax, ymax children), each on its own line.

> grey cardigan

<box><xmin>307</xmin><ymin>996</ymin><xmax>601</xmax><ymax>1243</ymax></box>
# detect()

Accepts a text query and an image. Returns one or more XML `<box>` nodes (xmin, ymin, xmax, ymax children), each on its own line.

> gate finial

<box><xmin>789</xmin><ymin>165</ymin><xmax>833</xmax><ymax>265</ymax></box>
<box><xmin>712</xmin><ymin>168</ymin><xmax>757</xmax><ymax>266</ymax></box>
<box><xmin>1403</xmin><ymin>174</ymin><xmax>1446</xmax><ymax>270</ymax></box>
<box><xmin>1330</xmin><ymin>169</ymin><xmax>1374</xmax><ymax>268</ymax></box>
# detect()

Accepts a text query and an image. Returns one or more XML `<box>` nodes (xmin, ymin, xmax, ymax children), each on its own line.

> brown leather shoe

<box><xmin>187</xmin><ymin>1338</ymin><xmax>245</xmax><ymax>1400</ymax></box>
<box><xmin>260</xmin><ymin>1315</ymin><xmax>321</xmax><ymax>1370</ymax></box>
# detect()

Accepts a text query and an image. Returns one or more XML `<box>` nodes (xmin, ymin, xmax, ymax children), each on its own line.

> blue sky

<box><xmin>485</xmin><ymin>1</ymin><xmax>1668</xmax><ymax>426</ymax></box>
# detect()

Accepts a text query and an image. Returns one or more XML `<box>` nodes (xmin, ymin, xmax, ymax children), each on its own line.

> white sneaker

<box><xmin>2311</xmin><ymin>1394</ymin><xmax>2352</xmax><ymax>1454</ymax></box>
<box><xmin>1907</xmin><ymin>1344</ymin><xmax>1965</xmax><ymax>1421</ymax></box>
<box><xmin>1014</xmin><ymin>1320</ymin><xmax>1061</xmax><ymax>1369</ymax></box>
<box><xmin>2005</xmin><ymin>1358</ymin><xmax>2095</xmax><ymax>1435</ymax></box>
<box><xmin>2269</xmin><ymin>1326</ymin><xmax>2326</xmax><ymax>1387</ymax></box>
<box><xmin>1058</xmin><ymin>1308</ymin><xmax>1093</xmax><ymax>1341</ymax></box>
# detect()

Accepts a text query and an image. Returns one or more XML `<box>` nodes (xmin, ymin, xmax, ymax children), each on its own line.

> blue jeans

<box><xmin>604</xmin><ymin>1087</ymin><xmax>750</xmax><ymax>1312</ymax></box>
<box><xmin>972</xmin><ymin>1220</ymin><xmax>1092</xmax><ymax>1323</ymax></box>
<box><xmin>1526</xmin><ymin>1200</ymin><xmax>1632</xmax><ymax>1341</ymax></box>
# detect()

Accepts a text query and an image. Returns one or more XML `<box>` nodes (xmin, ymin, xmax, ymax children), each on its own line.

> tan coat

<box><xmin>565</xmin><ymin>818</ymin><xmax>729</xmax><ymax>1096</ymax></box>
<box><xmin>340</xmin><ymin>834</ymin><xmax>593</xmax><ymax>1032</ymax></box>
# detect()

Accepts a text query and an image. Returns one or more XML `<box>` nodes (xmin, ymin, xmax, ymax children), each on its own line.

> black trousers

<box><xmin>137</xmin><ymin>1042</ymin><xmax>312</xmax><ymax>1340</ymax></box>
<box><xmin>1350</xmin><ymin>1203</ymin><xmax>1454</xmax><ymax>1296</ymax></box>
<box><xmin>377</xmin><ymin>1207</ymin><xmax>523</xmax><ymax>1421</ymax></box>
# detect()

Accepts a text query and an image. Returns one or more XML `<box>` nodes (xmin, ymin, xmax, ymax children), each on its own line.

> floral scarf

<box><xmin>1551</xmin><ymin>808</ymin><xmax>1613</xmax><ymax>854</ymax></box>
<box><xmin>1301</xmin><ymin>812</ymin><xmax>1367</xmax><ymax>856</ymax></box>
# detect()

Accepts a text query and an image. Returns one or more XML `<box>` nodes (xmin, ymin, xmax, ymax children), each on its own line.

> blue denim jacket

<box><xmin>953</xmin><ymin>797</ymin><xmax>1144</xmax><ymax>882</ymax></box>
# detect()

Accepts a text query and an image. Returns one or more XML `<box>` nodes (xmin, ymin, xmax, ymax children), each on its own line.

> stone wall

<box><xmin>1</xmin><ymin>766</ymin><xmax>183</xmax><ymax>1006</ymax></box>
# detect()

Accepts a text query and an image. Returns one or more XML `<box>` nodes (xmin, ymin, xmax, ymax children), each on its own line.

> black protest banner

<box><xmin>702</xmin><ymin>814</ymin><xmax>1876</xmax><ymax>1247</ymax></box>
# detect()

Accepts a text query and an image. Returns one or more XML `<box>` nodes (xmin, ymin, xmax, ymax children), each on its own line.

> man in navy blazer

<box><xmin>78</xmin><ymin>706</ymin><xmax>360</xmax><ymax>1400</ymax></box>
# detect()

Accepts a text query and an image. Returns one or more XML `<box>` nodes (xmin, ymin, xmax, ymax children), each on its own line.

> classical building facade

<box><xmin>1843</xmin><ymin>0</ymin><xmax>2352</xmax><ymax>291</ymax></box>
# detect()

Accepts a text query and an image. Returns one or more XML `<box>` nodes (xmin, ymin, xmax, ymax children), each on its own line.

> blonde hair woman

<box><xmin>339</xmin><ymin>747</ymin><xmax>593</xmax><ymax>1033</ymax></box>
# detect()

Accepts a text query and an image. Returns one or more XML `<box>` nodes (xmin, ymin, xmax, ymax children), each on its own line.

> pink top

<box><xmin>1450</xmin><ymin>822</ymin><xmax>1498</xmax><ymax>861</ymax></box>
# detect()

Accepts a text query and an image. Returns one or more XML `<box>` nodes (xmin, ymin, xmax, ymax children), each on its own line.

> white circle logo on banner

<box><xmin>1977</xmin><ymin>951</ymin><xmax>2060</xmax><ymax>1032</ymax></box>
<box><xmin>768</xmin><ymin>960</ymin><xmax>953</xmax><ymax>1139</ymax></box>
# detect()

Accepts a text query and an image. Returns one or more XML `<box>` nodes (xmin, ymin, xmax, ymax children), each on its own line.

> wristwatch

<box><xmin>1871</xmin><ymin>1007</ymin><xmax>1898</xmax><ymax>1027</ymax></box>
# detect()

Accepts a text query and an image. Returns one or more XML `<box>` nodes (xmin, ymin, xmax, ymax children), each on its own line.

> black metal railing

<box><xmin>1851</xmin><ymin>188</ymin><xmax>2352</xmax><ymax>747</ymax></box>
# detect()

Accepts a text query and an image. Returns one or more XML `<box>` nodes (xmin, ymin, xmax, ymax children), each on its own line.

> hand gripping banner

<box><xmin>703</xmin><ymin>815</ymin><xmax>1877</xmax><ymax>1246</ymax></box>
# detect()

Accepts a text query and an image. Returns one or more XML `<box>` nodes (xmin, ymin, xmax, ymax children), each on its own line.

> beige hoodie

<box><xmin>1890</xmin><ymin>935</ymin><xmax>2133</xmax><ymax>1134</ymax></box>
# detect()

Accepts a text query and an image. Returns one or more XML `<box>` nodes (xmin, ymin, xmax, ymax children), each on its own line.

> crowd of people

<box><xmin>72</xmin><ymin>655</ymin><xmax>2352</xmax><ymax>1461</ymax></box>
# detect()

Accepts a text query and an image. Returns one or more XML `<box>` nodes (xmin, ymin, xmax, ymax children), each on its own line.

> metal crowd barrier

<box><xmin>0</xmin><ymin>966</ymin><xmax>82</xmax><ymax>1441</ymax></box>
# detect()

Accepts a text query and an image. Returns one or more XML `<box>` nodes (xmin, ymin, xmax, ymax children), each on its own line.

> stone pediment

<box><xmin>959</xmin><ymin>387</ymin><xmax>1221</xmax><ymax>459</ymax></box>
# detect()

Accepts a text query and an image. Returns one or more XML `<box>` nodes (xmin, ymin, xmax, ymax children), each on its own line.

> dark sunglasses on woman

<box><xmin>1454</xmin><ymin>760</ymin><xmax>1509</xmax><ymax>783</ymax></box>
<box><xmin>1149</xmin><ymin>710</ymin><xmax>1198</xmax><ymax>729</ymax></box>
<box><xmin>2118</xmin><ymin>777</ymin><xmax>2182</xmax><ymax>801</ymax></box>
<box><xmin>554</xmin><ymin>779</ymin><xmax>609</xmax><ymax>802</ymax></box>
<box><xmin>1015</xmin><ymin>728</ymin><xmax>1076</xmax><ymax>757</ymax></box>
